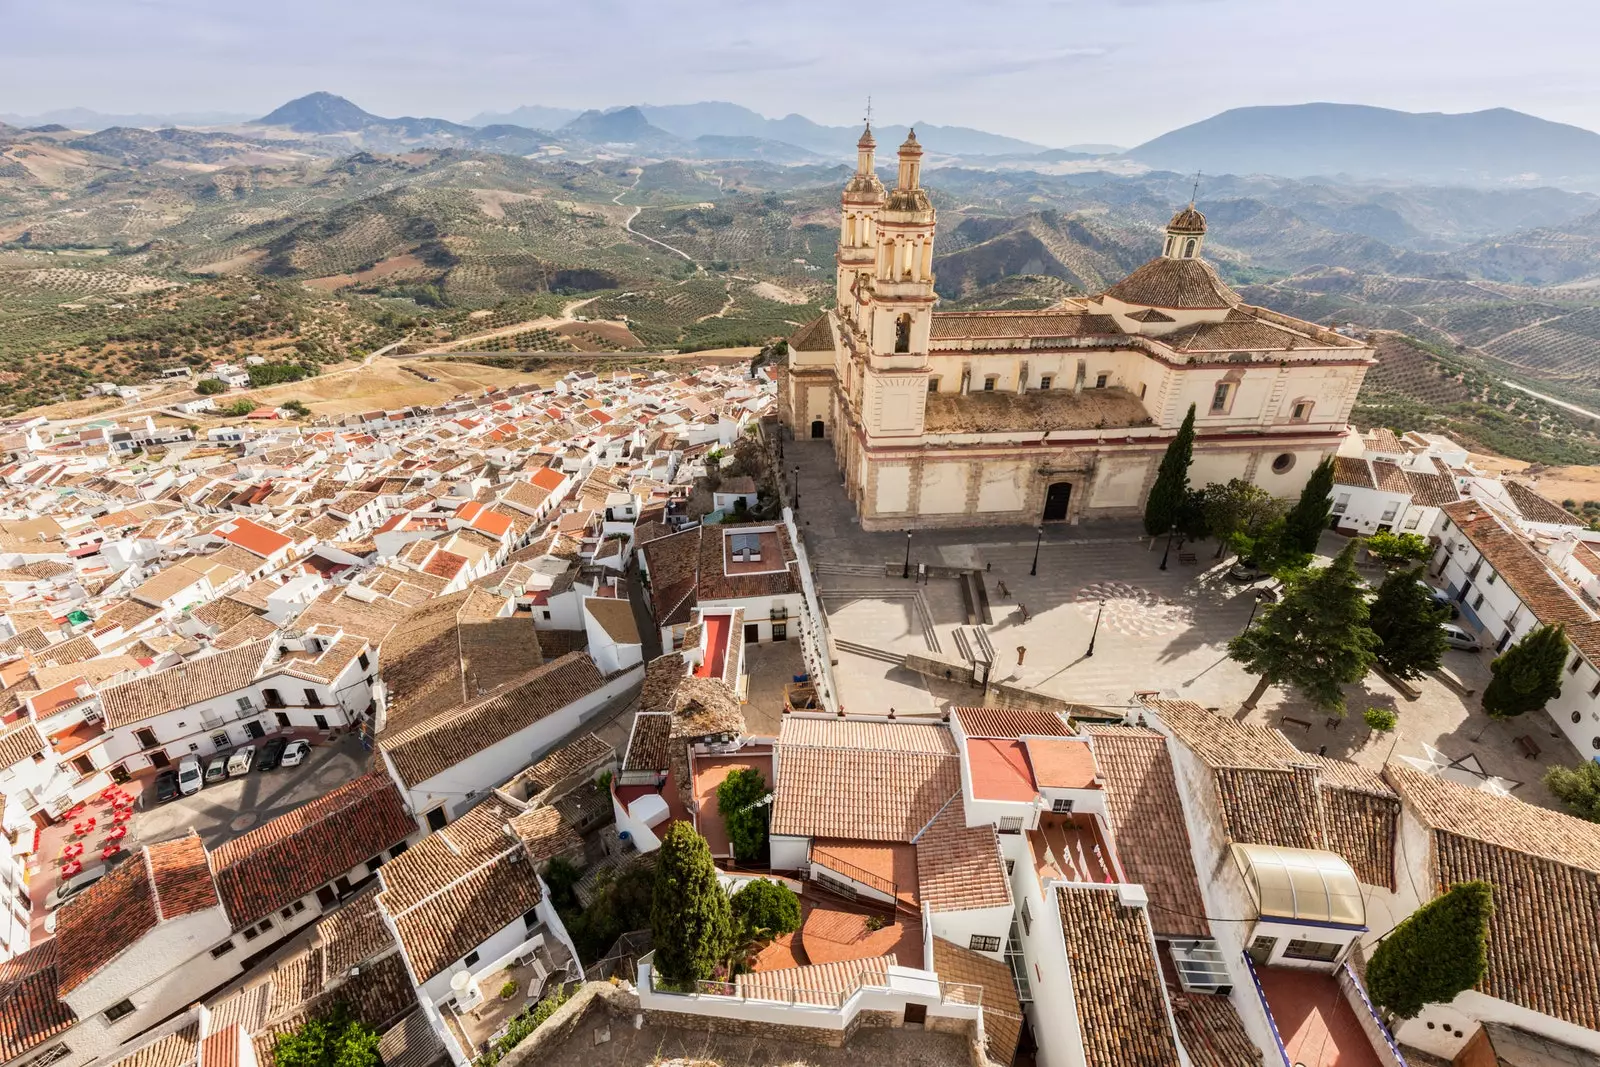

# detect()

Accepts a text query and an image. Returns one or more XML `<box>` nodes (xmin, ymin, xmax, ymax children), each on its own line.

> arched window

<box><xmin>1184</xmin><ymin>238</ymin><xmax>1197</xmax><ymax>258</ymax></box>
<box><xmin>1163</xmin><ymin>237</ymin><xmax>1174</xmax><ymax>257</ymax></box>
<box><xmin>894</xmin><ymin>313</ymin><xmax>912</xmax><ymax>353</ymax></box>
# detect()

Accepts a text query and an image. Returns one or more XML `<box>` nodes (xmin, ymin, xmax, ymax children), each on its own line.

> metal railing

<box><xmin>644</xmin><ymin>953</ymin><xmax>983</xmax><ymax>1011</ymax></box>
<box><xmin>808</xmin><ymin>846</ymin><xmax>900</xmax><ymax>904</ymax></box>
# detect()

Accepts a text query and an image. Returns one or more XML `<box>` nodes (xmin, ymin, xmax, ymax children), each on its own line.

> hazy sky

<box><xmin>6</xmin><ymin>0</ymin><xmax>1600</xmax><ymax>146</ymax></box>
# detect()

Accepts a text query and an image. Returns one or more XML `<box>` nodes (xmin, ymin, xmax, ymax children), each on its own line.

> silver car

<box><xmin>1441</xmin><ymin>623</ymin><xmax>1481</xmax><ymax>652</ymax></box>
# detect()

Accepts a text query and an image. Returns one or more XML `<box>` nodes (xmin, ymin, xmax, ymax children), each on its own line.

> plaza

<box><xmin>787</xmin><ymin>438</ymin><xmax>1581</xmax><ymax>810</ymax></box>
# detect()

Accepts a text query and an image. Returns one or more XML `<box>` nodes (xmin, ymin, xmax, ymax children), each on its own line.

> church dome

<box><xmin>1104</xmin><ymin>256</ymin><xmax>1239</xmax><ymax>311</ymax></box>
<box><xmin>1167</xmin><ymin>204</ymin><xmax>1207</xmax><ymax>235</ymax></box>
<box><xmin>858</xmin><ymin>124</ymin><xmax>877</xmax><ymax>150</ymax></box>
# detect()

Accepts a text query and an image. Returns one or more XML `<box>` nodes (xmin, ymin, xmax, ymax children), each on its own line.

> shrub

<box><xmin>1367</xmin><ymin>881</ymin><xmax>1493</xmax><ymax>1019</ymax></box>
<box><xmin>282</xmin><ymin>399</ymin><xmax>311</xmax><ymax>417</ymax></box>
<box><xmin>716</xmin><ymin>767</ymin><xmax>769</xmax><ymax>864</ymax></box>
<box><xmin>1363</xmin><ymin>707</ymin><xmax>1398</xmax><ymax>733</ymax></box>
<box><xmin>273</xmin><ymin>1005</ymin><xmax>380</xmax><ymax>1067</ymax></box>
<box><xmin>498</xmin><ymin>979</ymin><xmax>518</xmax><ymax>1000</ymax></box>
<box><xmin>224</xmin><ymin>398</ymin><xmax>255</xmax><ymax>416</ymax></box>
<box><xmin>195</xmin><ymin>378</ymin><xmax>227</xmax><ymax>395</ymax></box>
<box><xmin>730</xmin><ymin>879</ymin><xmax>800</xmax><ymax>937</ymax></box>
<box><xmin>1545</xmin><ymin>760</ymin><xmax>1600</xmax><ymax>822</ymax></box>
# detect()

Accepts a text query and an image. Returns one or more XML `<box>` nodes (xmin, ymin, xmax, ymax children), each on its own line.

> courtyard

<box><xmin>788</xmin><ymin>438</ymin><xmax>1582</xmax><ymax>812</ymax></box>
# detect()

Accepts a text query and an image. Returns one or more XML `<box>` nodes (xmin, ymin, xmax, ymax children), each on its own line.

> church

<box><xmin>782</xmin><ymin>126</ymin><xmax>1376</xmax><ymax>530</ymax></box>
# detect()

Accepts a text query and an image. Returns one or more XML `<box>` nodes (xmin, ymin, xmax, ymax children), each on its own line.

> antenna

<box><xmin>1190</xmin><ymin>170</ymin><xmax>1202</xmax><ymax>205</ymax></box>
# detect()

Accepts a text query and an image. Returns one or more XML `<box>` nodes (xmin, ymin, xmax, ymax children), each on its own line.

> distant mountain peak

<box><xmin>560</xmin><ymin>106</ymin><xmax>667</xmax><ymax>143</ymax></box>
<box><xmin>253</xmin><ymin>92</ymin><xmax>379</xmax><ymax>133</ymax></box>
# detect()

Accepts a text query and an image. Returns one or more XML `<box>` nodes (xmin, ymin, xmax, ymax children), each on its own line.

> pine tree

<box><xmin>1143</xmin><ymin>403</ymin><xmax>1196</xmax><ymax>537</ymax></box>
<box><xmin>1367</xmin><ymin>881</ymin><xmax>1493</xmax><ymax>1020</ymax></box>
<box><xmin>1370</xmin><ymin>566</ymin><xmax>1450</xmax><ymax>680</ymax></box>
<box><xmin>1229</xmin><ymin>539</ymin><xmax>1379</xmax><ymax>712</ymax></box>
<box><xmin>1483</xmin><ymin>623</ymin><xmax>1569</xmax><ymax>719</ymax></box>
<box><xmin>1283</xmin><ymin>456</ymin><xmax>1335</xmax><ymax>554</ymax></box>
<box><xmin>650</xmin><ymin>822</ymin><xmax>733</xmax><ymax>984</ymax></box>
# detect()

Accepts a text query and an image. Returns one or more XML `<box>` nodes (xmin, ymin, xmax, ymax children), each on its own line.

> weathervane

<box><xmin>864</xmin><ymin>96</ymin><xmax>873</xmax><ymax>128</ymax></box>
<box><xmin>1191</xmin><ymin>170</ymin><xmax>1202</xmax><ymax>205</ymax></box>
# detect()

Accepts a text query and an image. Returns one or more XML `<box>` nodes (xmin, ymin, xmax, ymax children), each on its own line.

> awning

<box><xmin>1232</xmin><ymin>842</ymin><xmax>1365</xmax><ymax>927</ymax></box>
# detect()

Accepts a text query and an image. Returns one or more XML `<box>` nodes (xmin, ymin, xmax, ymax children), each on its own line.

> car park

<box><xmin>1441</xmin><ymin>622</ymin><xmax>1481</xmax><ymax>652</ymax></box>
<box><xmin>177</xmin><ymin>756</ymin><xmax>203</xmax><ymax>796</ymax></box>
<box><xmin>226</xmin><ymin>745</ymin><xmax>256</xmax><ymax>777</ymax></box>
<box><xmin>280</xmin><ymin>739</ymin><xmax>311</xmax><ymax>767</ymax></box>
<box><xmin>204</xmin><ymin>757</ymin><xmax>228</xmax><ymax>784</ymax></box>
<box><xmin>153</xmin><ymin>768</ymin><xmax>181</xmax><ymax>803</ymax></box>
<box><xmin>257</xmin><ymin>736</ymin><xmax>288</xmax><ymax>771</ymax></box>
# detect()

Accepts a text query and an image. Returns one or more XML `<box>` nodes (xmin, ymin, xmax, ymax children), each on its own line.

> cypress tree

<box><xmin>1144</xmin><ymin>403</ymin><xmax>1196</xmax><ymax>537</ymax></box>
<box><xmin>1370</xmin><ymin>566</ymin><xmax>1450</xmax><ymax>680</ymax></box>
<box><xmin>1367</xmin><ymin>881</ymin><xmax>1493</xmax><ymax>1020</ymax></box>
<box><xmin>1482</xmin><ymin>623</ymin><xmax>1569</xmax><ymax>719</ymax></box>
<box><xmin>650</xmin><ymin>822</ymin><xmax>733</xmax><ymax>984</ymax></box>
<box><xmin>1229</xmin><ymin>539</ymin><xmax>1379</xmax><ymax>712</ymax></box>
<box><xmin>1283</xmin><ymin>456</ymin><xmax>1335</xmax><ymax>554</ymax></box>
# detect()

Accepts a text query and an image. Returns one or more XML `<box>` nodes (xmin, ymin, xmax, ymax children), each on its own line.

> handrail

<box><xmin>809</xmin><ymin>846</ymin><xmax>899</xmax><ymax>903</ymax></box>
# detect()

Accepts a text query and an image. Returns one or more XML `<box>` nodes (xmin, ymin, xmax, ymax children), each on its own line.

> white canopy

<box><xmin>1232</xmin><ymin>843</ymin><xmax>1365</xmax><ymax>927</ymax></box>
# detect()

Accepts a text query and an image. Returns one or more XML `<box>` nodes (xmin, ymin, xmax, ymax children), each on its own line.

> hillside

<box><xmin>1126</xmin><ymin>104</ymin><xmax>1600</xmax><ymax>190</ymax></box>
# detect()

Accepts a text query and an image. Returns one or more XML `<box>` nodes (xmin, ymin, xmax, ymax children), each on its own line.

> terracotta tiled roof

<box><xmin>584</xmin><ymin>597</ymin><xmax>640</xmax><ymax>644</ymax></box>
<box><xmin>1386</xmin><ymin>762</ymin><xmax>1600</xmax><ymax>1030</ymax></box>
<box><xmin>104</xmin><ymin>1022</ymin><xmax>200</xmax><ymax>1067</ymax></box>
<box><xmin>507</xmin><ymin>805</ymin><xmax>584</xmax><ymax>865</ymax></box>
<box><xmin>952</xmin><ymin>706</ymin><xmax>1068</xmax><ymax>739</ymax></box>
<box><xmin>521</xmin><ymin>731</ymin><xmax>613</xmax><ymax>790</ymax></box>
<box><xmin>377</xmin><ymin>798</ymin><xmax>544</xmax><ymax>981</ymax></box>
<box><xmin>1149</xmin><ymin>700</ymin><xmax>1397</xmax><ymax>889</ymax></box>
<box><xmin>930</xmin><ymin>937</ymin><xmax>1024</xmax><ymax>1063</ymax></box>
<box><xmin>1057</xmin><ymin>887</ymin><xmax>1183</xmax><ymax>1067</ymax></box>
<box><xmin>777</xmin><ymin>716</ymin><xmax>956</xmax><ymax>753</ymax></box>
<box><xmin>640</xmin><ymin>654</ymin><xmax>744</xmax><ymax>738</ymax></box>
<box><xmin>930</xmin><ymin>311</ymin><xmax>1122</xmax><ymax>342</ymax></box>
<box><xmin>148</xmin><ymin>833</ymin><xmax>220</xmax><ymax>919</ymax></box>
<box><xmin>0</xmin><ymin>942</ymin><xmax>76</xmax><ymax>1062</ymax></box>
<box><xmin>624</xmin><ymin>713</ymin><xmax>673</xmax><ymax>771</ymax></box>
<box><xmin>1405</xmin><ymin>469</ymin><xmax>1459</xmax><ymax>508</ymax></box>
<box><xmin>734</xmin><ymin>956</ymin><xmax>893</xmax><ymax>1002</ymax></box>
<box><xmin>1442</xmin><ymin>502</ymin><xmax>1593</xmax><ymax>627</ymax></box>
<box><xmin>249</xmin><ymin>952</ymin><xmax>416</xmax><ymax>1067</ymax></box>
<box><xmin>1169</xmin><ymin>991</ymin><xmax>1263</xmax><ymax>1067</ymax></box>
<box><xmin>56</xmin><ymin>849</ymin><xmax>161</xmax><ymax>993</ymax></box>
<box><xmin>1160</xmin><ymin>310</ymin><xmax>1323</xmax><ymax>352</ymax></box>
<box><xmin>314</xmin><ymin>885</ymin><xmax>396</xmax><ymax>977</ymax></box>
<box><xmin>1104</xmin><ymin>256</ymin><xmax>1239</xmax><ymax>312</ymax></box>
<box><xmin>915</xmin><ymin>795</ymin><xmax>1010</xmax><ymax>912</ymax></box>
<box><xmin>0</xmin><ymin>721</ymin><xmax>47</xmax><ymax>767</ymax></box>
<box><xmin>1505</xmin><ymin>480</ymin><xmax>1583</xmax><ymax>526</ymax></box>
<box><xmin>191</xmin><ymin>595</ymin><xmax>263</xmax><ymax>632</ymax></box>
<box><xmin>772</xmin><ymin>730</ymin><xmax>960</xmax><ymax>843</ymax></box>
<box><xmin>788</xmin><ymin>315</ymin><xmax>835</xmax><ymax>353</ymax></box>
<box><xmin>1332</xmin><ymin>456</ymin><xmax>1374</xmax><ymax>489</ymax></box>
<box><xmin>380</xmin><ymin>652</ymin><xmax>605</xmax><ymax>788</ymax></box>
<box><xmin>1084</xmin><ymin>725</ymin><xmax>1209</xmax><ymax>938</ymax></box>
<box><xmin>211</xmin><ymin>771</ymin><xmax>414</xmax><ymax>927</ymax></box>
<box><xmin>100</xmin><ymin>640</ymin><xmax>272</xmax><ymax>728</ymax></box>
<box><xmin>1371</xmin><ymin>460</ymin><xmax>1410</xmax><ymax>494</ymax></box>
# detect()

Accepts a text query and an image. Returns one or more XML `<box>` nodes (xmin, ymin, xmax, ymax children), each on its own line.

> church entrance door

<box><xmin>1042</xmin><ymin>481</ymin><xmax>1072</xmax><ymax>522</ymax></box>
<box><xmin>811</xmin><ymin>420</ymin><xmax>825</xmax><ymax>439</ymax></box>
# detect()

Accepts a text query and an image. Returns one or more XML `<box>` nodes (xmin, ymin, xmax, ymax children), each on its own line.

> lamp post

<box><xmin>903</xmin><ymin>529</ymin><xmax>913</xmax><ymax>579</ymax></box>
<box><xmin>1159</xmin><ymin>523</ymin><xmax>1177</xmax><ymax>571</ymax></box>
<box><xmin>1245</xmin><ymin>590</ymin><xmax>1267</xmax><ymax>630</ymax></box>
<box><xmin>1030</xmin><ymin>526</ymin><xmax>1044</xmax><ymax>576</ymax></box>
<box><xmin>1086</xmin><ymin>599</ymin><xmax>1105</xmax><ymax>657</ymax></box>
<box><xmin>792</xmin><ymin>464</ymin><xmax>800</xmax><ymax>512</ymax></box>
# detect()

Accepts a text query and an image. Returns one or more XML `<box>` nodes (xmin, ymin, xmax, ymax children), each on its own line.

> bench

<box><xmin>1280</xmin><ymin>716</ymin><xmax>1313</xmax><ymax>733</ymax></box>
<box><xmin>1515</xmin><ymin>734</ymin><xmax>1542</xmax><ymax>760</ymax></box>
<box><xmin>996</xmin><ymin>580</ymin><xmax>1010</xmax><ymax>599</ymax></box>
<box><xmin>1178</xmin><ymin>551</ymin><xmax>1198</xmax><ymax>565</ymax></box>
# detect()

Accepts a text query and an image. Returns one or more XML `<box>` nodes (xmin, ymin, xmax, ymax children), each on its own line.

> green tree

<box><xmin>716</xmin><ymin>767</ymin><xmax>769</xmax><ymax>864</ymax></box>
<box><xmin>1367</xmin><ymin>881</ymin><xmax>1494</xmax><ymax>1019</ymax></box>
<box><xmin>1230</xmin><ymin>516</ymin><xmax>1311</xmax><ymax>577</ymax></box>
<box><xmin>282</xmin><ymin>399</ymin><xmax>311</xmax><ymax>417</ymax></box>
<box><xmin>1363</xmin><ymin>706</ymin><xmax>1398</xmax><ymax>733</ymax></box>
<box><xmin>195</xmin><ymin>378</ymin><xmax>227</xmax><ymax>395</ymax></box>
<box><xmin>224</xmin><ymin>398</ymin><xmax>255</xmax><ymax>416</ymax></box>
<box><xmin>273</xmin><ymin>1005</ymin><xmax>380</xmax><ymax>1067</ymax></box>
<box><xmin>1545</xmin><ymin>760</ymin><xmax>1600</xmax><ymax>822</ymax></box>
<box><xmin>1143</xmin><ymin>403</ymin><xmax>1196</xmax><ymax>537</ymax></box>
<box><xmin>1282</xmin><ymin>456</ymin><xmax>1335</xmax><ymax>554</ymax></box>
<box><xmin>1203</xmin><ymin>478</ymin><xmax>1282</xmax><ymax>559</ymax></box>
<box><xmin>1366</xmin><ymin>531</ymin><xmax>1431</xmax><ymax>568</ymax></box>
<box><xmin>1370</xmin><ymin>566</ymin><xmax>1450</xmax><ymax>680</ymax></box>
<box><xmin>650</xmin><ymin>822</ymin><xmax>733</xmax><ymax>983</ymax></box>
<box><xmin>1229</xmin><ymin>539</ymin><xmax>1380</xmax><ymax>712</ymax></box>
<box><xmin>730</xmin><ymin>878</ymin><xmax>801</xmax><ymax>937</ymax></box>
<box><xmin>1482</xmin><ymin>623</ymin><xmax>1569</xmax><ymax>719</ymax></box>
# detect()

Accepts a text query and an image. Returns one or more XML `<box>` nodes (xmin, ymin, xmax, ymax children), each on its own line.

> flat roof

<box><xmin>1025</xmin><ymin>737</ymin><xmax>1100</xmax><ymax>790</ymax></box>
<box><xmin>967</xmin><ymin>737</ymin><xmax>1037</xmax><ymax>802</ymax></box>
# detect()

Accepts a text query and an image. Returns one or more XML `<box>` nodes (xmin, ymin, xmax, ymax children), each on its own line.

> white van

<box><xmin>226</xmin><ymin>745</ymin><xmax>256</xmax><ymax>777</ymax></box>
<box><xmin>177</xmin><ymin>757</ymin><xmax>203</xmax><ymax>796</ymax></box>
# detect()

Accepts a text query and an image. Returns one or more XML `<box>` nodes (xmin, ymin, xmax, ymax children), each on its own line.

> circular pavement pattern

<box><xmin>1071</xmin><ymin>580</ymin><xmax>1194</xmax><ymax>637</ymax></box>
<box><xmin>229</xmin><ymin>812</ymin><xmax>258</xmax><ymax>833</ymax></box>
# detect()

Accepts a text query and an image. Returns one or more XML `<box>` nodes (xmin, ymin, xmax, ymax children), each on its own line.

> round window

<box><xmin>1575</xmin><ymin>711</ymin><xmax>1584</xmax><ymax>724</ymax></box>
<box><xmin>1593</xmin><ymin>736</ymin><xmax>1600</xmax><ymax>751</ymax></box>
<box><xmin>1271</xmin><ymin>453</ymin><xmax>1295</xmax><ymax>474</ymax></box>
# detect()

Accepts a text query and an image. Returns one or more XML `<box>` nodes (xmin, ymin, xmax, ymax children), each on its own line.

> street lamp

<box><xmin>1244</xmin><ymin>590</ymin><xmax>1268</xmax><ymax>630</ymax></box>
<box><xmin>1030</xmin><ymin>526</ymin><xmax>1044</xmax><ymax>576</ymax></box>
<box><xmin>903</xmin><ymin>529</ymin><xmax>913</xmax><ymax>579</ymax></box>
<box><xmin>792</xmin><ymin>464</ymin><xmax>800</xmax><ymax>511</ymax></box>
<box><xmin>1159</xmin><ymin>523</ymin><xmax>1177</xmax><ymax>571</ymax></box>
<box><xmin>1086</xmin><ymin>599</ymin><xmax>1105</xmax><ymax>657</ymax></box>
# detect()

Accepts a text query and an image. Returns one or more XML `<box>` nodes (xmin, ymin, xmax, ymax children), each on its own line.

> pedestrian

<box><xmin>1017</xmin><ymin>645</ymin><xmax>1027</xmax><ymax>667</ymax></box>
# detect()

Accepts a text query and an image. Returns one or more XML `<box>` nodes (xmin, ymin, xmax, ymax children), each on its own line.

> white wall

<box><xmin>770</xmin><ymin>834</ymin><xmax>810</xmax><ymax>872</ymax></box>
<box><xmin>926</xmin><ymin>904</ymin><xmax>1013</xmax><ymax>964</ymax></box>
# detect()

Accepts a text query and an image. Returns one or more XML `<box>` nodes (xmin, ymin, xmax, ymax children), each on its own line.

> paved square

<box><xmin>788</xmin><ymin>437</ymin><xmax>1581</xmax><ymax>811</ymax></box>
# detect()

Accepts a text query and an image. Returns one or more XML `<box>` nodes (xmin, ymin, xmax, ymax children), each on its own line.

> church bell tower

<box><xmin>867</xmin><ymin>130</ymin><xmax>937</xmax><ymax>362</ymax></box>
<box><xmin>836</xmin><ymin>124</ymin><xmax>885</xmax><ymax>328</ymax></box>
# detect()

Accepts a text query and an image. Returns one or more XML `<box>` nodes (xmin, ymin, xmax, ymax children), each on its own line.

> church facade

<box><xmin>782</xmin><ymin>126</ymin><xmax>1376</xmax><ymax>531</ymax></box>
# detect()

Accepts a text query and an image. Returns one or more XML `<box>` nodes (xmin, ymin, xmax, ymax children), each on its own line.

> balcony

<box><xmin>440</xmin><ymin>931</ymin><xmax>574</xmax><ymax>1060</ymax></box>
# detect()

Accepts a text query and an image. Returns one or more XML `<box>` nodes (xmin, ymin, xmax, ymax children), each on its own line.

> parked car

<box><xmin>153</xmin><ymin>768</ymin><xmax>181</xmax><ymax>804</ymax></box>
<box><xmin>177</xmin><ymin>757</ymin><xmax>203</xmax><ymax>796</ymax></box>
<box><xmin>1418</xmin><ymin>580</ymin><xmax>1461</xmax><ymax>618</ymax></box>
<box><xmin>46</xmin><ymin>864</ymin><xmax>108</xmax><ymax>910</ymax></box>
<box><xmin>1441</xmin><ymin>622</ymin><xmax>1482</xmax><ymax>652</ymax></box>
<box><xmin>280</xmin><ymin>739</ymin><xmax>311</xmax><ymax>767</ymax></box>
<box><xmin>226</xmin><ymin>745</ymin><xmax>256</xmax><ymax>777</ymax></box>
<box><xmin>1228</xmin><ymin>559</ymin><xmax>1266</xmax><ymax>584</ymax></box>
<box><xmin>204</xmin><ymin>757</ymin><xmax>228</xmax><ymax>784</ymax></box>
<box><xmin>257</xmin><ymin>737</ymin><xmax>289</xmax><ymax>771</ymax></box>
